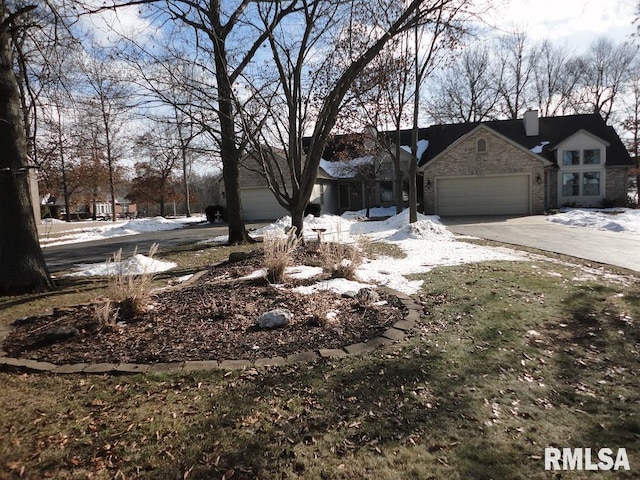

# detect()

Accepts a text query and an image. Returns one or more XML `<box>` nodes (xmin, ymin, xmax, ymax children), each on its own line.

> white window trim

<box><xmin>558</xmin><ymin>147</ymin><xmax>606</xmax><ymax>204</ymax></box>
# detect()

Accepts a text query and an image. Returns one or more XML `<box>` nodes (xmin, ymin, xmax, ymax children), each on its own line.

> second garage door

<box><xmin>436</xmin><ymin>175</ymin><xmax>530</xmax><ymax>216</ymax></box>
<box><xmin>241</xmin><ymin>188</ymin><xmax>289</xmax><ymax>221</ymax></box>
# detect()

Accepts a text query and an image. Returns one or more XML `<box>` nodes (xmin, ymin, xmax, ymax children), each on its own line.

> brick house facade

<box><xmin>417</xmin><ymin>112</ymin><xmax>632</xmax><ymax>216</ymax></box>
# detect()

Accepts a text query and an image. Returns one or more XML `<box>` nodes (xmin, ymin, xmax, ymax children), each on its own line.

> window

<box><xmin>559</xmin><ymin>147</ymin><xmax>604</xmax><ymax>200</ymax></box>
<box><xmin>477</xmin><ymin>138</ymin><xmax>487</xmax><ymax>153</ymax></box>
<box><xmin>562</xmin><ymin>148</ymin><xmax>602</xmax><ymax>166</ymax></box>
<box><xmin>582</xmin><ymin>172</ymin><xmax>600</xmax><ymax>196</ymax></box>
<box><xmin>584</xmin><ymin>149</ymin><xmax>601</xmax><ymax>165</ymax></box>
<box><xmin>563</xmin><ymin>150</ymin><xmax>580</xmax><ymax>166</ymax></box>
<box><xmin>380</xmin><ymin>182</ymin><xmax>393</xmax><ymax>202</ymax></box>
<box><xmin>562</xmin><ymin>173</ymin><xmax>580</xmax><ymax>196</ymax></box>
<box><xmin>562</xmin><ymin>172</ymin><xmax>601</xmax><ymax>197</ymax></box>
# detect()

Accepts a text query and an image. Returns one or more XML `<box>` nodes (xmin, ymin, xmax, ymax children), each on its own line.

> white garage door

<box><xmin>241</xmin><ymin>188</ymin><xmax>289</xmax><ymax>221</ymax></box>
<box><xmin>436</xmin><ymin>175</ymin><xmax>530</xmax><ymax>216</ymax></box>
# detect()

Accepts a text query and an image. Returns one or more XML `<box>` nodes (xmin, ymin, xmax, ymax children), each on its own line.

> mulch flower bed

<box><xmin>2</xmin><ymin>249</ymin><xmax>407</xmax><ymax>365</ymax></box>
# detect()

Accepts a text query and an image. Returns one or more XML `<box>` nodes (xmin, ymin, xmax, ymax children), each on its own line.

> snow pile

<box><xmin>386</xmin><ymin>219</ymin><xmax>455</xmax><ymax>241</ymax></box>
<box><xmin>293</xmin><ymin>278</ymin><xmax>373</xmax><ymax>296</ymax></box>
<box><xmin>547</xmin><ymin>209</ymin><xmax>640</xmax><ymax>235</ymax></box>
<box><xmin>233</xmin><ymin>208</ymin><xmax>526</xmax><ymax>295</ymax></box>
<box><xmin>41</xmin><ymin>218</ymin><xmax>66</xmax><ymax>224</ymax></box>
<box><xmin>68</xmin><ymin>254</ymin><xmax>176</xmax><ymax>277</ymax></box>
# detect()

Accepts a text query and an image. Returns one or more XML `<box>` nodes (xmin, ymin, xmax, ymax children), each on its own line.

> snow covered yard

<box><xmin>62</xmin><ymin>209</ymin><xmax>527</xmax><ymax>295</ymax></box>
<box><xmin>59</xmin><ymin>207</ymin><xmax>640</xmax><ymax>293</ymax></box>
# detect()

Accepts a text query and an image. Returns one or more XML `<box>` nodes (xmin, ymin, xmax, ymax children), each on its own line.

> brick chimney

<box><xmin>523</xmin><ymin>109</ymin><xmax>539</xmax><ymax>137</ymax></box>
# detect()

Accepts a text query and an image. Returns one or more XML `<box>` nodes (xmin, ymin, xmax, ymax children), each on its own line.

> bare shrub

<box><xmin>263</xmin><ymin>227</ymin><xmax>301</xmax><ymax>283</ymax></box>
<box><xmin>96</xmin><ymin>244</ymin><xmax>159</xmax><ymax>325</ymax></box>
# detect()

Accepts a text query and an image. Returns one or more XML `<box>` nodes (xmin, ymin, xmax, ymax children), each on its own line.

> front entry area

<box><xmin>435</xmin><ymin>174</ymin><xmax>531</xmax><ymax>216</ymax></box>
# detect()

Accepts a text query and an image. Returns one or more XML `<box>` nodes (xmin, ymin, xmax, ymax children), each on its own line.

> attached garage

<box><xmin>435</xmin><ymin>174</ymin><xmax>531</xmax><ymax>216</ymax></box>
<box><xmin>241</xmin><ymin>188</ymin><xmax>289</xmax><ymax>221</ymax></box>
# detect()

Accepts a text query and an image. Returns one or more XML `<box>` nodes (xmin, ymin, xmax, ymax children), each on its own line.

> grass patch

<box><xmin>1</xmin><ymin>257</ymin><xmax>639</xmax><ymax>479</ymax></box>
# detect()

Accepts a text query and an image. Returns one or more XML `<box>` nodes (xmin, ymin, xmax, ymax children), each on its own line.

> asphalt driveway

<box><xmin>440</xmin><ymin>215</ymin><xmax>640</xmax><ymax>273</ymax></box>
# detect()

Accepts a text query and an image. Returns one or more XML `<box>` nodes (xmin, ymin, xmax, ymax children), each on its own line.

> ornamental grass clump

<box><xmin>319</xmin><ymin>234</ymin><xmax>368</xmax><ymax>281</ymax></box>
<box><xmin>96</xmin><ymin>243</ymin><xmax>159</xmax><ymax>325</ymax></box>
<box><xmin>263</xmin><ymin>227</ymin><xmax>301</xmax><ymax>283</ymax></box>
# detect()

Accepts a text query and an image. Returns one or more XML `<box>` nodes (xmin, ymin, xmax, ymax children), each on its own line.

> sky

<box><xmin>484</xmin><ymin>0</ymin><xmax>636</xmax><ymax>50</ymax></box>
<box><xmin>86</xmin><ymin>0</ymin><xmax>636</xmax><ymax>51</ymax></box>
<box><xmin>43</xmin><ymin>208</ymin><xmax>640</xmax><ymax>294</ymax></box>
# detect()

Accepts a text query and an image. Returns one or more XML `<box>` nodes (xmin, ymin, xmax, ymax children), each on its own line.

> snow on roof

<box><xmin>401</xmin><ymin>139</ymin><xmax>429</xmax><ymax>160</ymax></box>
<box><xmin>319</xmin><ymin>156</ymin><xmax>374</xmax><ymax>179</ymax></box>
<box><xmin>530</xmin><ymin>141</ymin><xmax>550</xmax><ymax>154</ymax></box>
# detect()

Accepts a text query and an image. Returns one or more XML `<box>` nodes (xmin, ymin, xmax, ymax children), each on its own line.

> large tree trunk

<box><xmin>212</xmin><ymin>18</ymin><xmax>251</xmax><ymax>245</ymax></box>
<box><xmin>0</xmin><ymin>3</ymin><xmax>53</xmax><ymax>294</ymax></box>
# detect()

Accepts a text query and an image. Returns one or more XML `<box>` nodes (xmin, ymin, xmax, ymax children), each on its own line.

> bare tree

<box><xmin>495</xmin><ymin>30</ymin><xmax>535</xmax><ymax>120</ymax></box>
<box><xmin>244</xmin><ymin>0</ymin><xmax>469</xmax><ymax>235</ymax></box>
<box><xmin>0</xmin><ymin>0</ymin><xmax>52</xmax><ymax>294</ymax></box>
<box><xmin>89</xmin><ymin>0</ymin><xmax>303</xmax><ymax>243</ymax></box>
<box><xmin>130</xmin><ymin>125</ymin><xmax>182</xmax><ymax>216</ymax></box>
<box><xmin>135</xmin><ymin>58</ymin><xmax>209</xmax><ymax>218</ymax></box>
<box><xmin>341</xmin><ymin>34</ymin><xmax>416</xmax><ymax>214</ymax></box>
<box><xmin>622</xmin><ymin>61</ymin><xmax>640</xmax><ymax>198</ymax></box>
<box><xmin>77</xmin><ymin>51</ymin><xmax>131</xmax><ymax>221</ymax></box>
<box><xmin>530</xmin><ymin>39</ymin><xmax>576</xmax><ymax>117</ymax></box>
<box><xmin>425</xmin><ymin>44</ymin><xmax>498</xmax><ymax>123</ymax></box>
<box><xmin>569</xmin><ymin>37</ymin><xmax>637</xmax><ymax>123</ymax></box>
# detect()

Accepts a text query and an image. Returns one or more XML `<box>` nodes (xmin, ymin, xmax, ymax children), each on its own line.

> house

<box><xmin>233</xmin><ymin>147</ymin><xmax>332</xmax><ymax>221</ymax></box>
<box><xmin>234</xmin><ymin>133</ymin><xmax>418</xmax><ymax>220</ymax></box>
<box><xmin>233</xmin><ymin>112</ymin><xmax>632</xmax><ymax>221</ymax></box>
<box><xmin>416</xmin><ymin>111</ymin><xmax>633</xmax><ymax>216</ymax></box>
<box><xmin>316</xmin><ymin>131</ymin><xmax>419</xmax><ymax>215</ymax></box>
<box><xmin>77</xmin><ymin>196</ymin><xmax>137</xmax><ymax>220</ymax></box>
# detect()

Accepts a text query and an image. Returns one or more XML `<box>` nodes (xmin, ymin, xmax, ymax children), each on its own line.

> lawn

<box><xmin>0</xmin><ymin>242</ymin><xmax>639</xmax><ymax>479</ymax></box>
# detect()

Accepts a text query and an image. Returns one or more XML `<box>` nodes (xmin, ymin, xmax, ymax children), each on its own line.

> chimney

<box><xmin>523</xmin><ymin>109</ymin><xmax>539</xmax><ymax>137</ymax></box>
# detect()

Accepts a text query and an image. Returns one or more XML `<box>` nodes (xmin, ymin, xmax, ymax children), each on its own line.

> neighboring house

<box><xmin>233</xmin><ymin>148</ymin><xmax>332</xmax><ymax>221</ymax></box>
<box><xmin>79</xmin><ymin>197</ymin><xmax>137</xmax><ymax>219</ymax></box>
<box><xmin>235</xmin><ymin>135</ymin><xmax>417</xmax><ymax>220</ymax></box>
<box><xmin>416</xmin><ymin>111</ymin><xmax>633</xmax><ymax>216</ymax></box>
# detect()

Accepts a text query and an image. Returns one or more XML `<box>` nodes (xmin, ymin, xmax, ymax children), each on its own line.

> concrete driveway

<box><xmin>440</xmin><ymin>215</ymin><xmax>640</xmax><ymax>273</ymax></box>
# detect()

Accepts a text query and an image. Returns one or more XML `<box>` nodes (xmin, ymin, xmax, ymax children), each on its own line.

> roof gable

<box><xmin>422</xmin><ymin>124</ymin><xmax>553</xmax><ymax>168</ymax></box>
<box><xmin>552</xmin><ymin>129</ymin><xmax>610</xmax><ymax>151</ymax></box>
